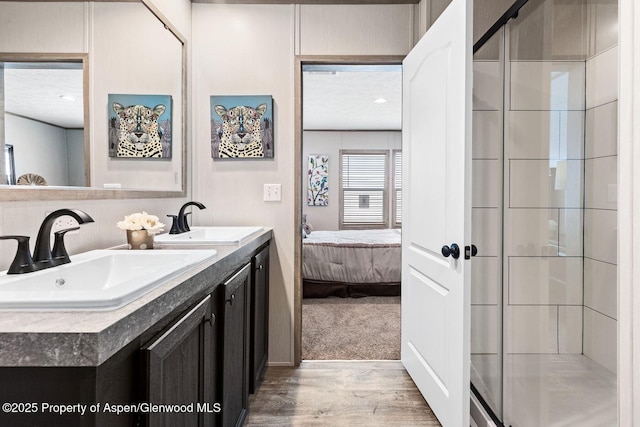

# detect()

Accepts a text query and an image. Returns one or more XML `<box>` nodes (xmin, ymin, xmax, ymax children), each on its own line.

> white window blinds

<box><xmin>340</xmin><ymin>151</ymin><xmax>388</xmax><ymax>228</ymax></box>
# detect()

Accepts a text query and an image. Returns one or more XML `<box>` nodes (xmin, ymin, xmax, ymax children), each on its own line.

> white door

<box><xmin>401</xmin><ymin>0</ymin><xmax>472</xmax><ymax>426</ymax></box>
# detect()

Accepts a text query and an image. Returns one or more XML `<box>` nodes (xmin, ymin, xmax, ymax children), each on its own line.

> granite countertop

<box><xmin>0</xmin><ymin>228</ymin><xmax>272</xmax><ymax>368</ymax></box>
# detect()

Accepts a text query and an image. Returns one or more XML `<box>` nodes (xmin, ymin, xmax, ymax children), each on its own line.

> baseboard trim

<box><xmin>267</xmin><ymin>361</ymin><xmax>295</xmax><ymax>367</ymax></box>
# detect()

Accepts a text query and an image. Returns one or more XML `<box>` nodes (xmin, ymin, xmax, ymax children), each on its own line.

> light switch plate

<box><xmin>263</xmin><ymin>184</ymin><xmax>281</xmax><ymax>202</ymax></box>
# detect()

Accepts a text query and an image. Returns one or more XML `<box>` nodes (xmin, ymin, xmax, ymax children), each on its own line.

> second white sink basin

<box><xmin>155</xmin><ymin>226</ymin><xmax>263</xmax><ymax>245</ymax></box>
<box><xmin>0</xmin><ymin>249</ymin><xmax>217</xmax><ymax>311</ymax></box>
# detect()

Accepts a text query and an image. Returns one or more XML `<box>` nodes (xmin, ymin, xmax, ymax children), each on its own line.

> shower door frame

<box><xmin>618</xmin><ymin>0</ymin><xmax>640</xmax><ymax>423</ymax></box>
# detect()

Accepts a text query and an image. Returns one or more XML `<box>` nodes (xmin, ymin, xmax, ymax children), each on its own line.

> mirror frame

<box><xmin>0</xmin><ymin>0</ymin><xmax>187</xmax><ymax>201</ymax></box>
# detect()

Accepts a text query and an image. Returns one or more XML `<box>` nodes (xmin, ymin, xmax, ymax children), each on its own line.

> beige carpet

<box><xmin>302</xmin><ymin>296</ymin><xmax>401</xmax><ymax>360</ymax></box>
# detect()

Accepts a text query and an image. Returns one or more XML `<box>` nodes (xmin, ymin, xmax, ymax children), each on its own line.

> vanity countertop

<box><xmin>0</xmin><ymin>228</ymin><xmax>272</xmax><ymax>368</ymax></box>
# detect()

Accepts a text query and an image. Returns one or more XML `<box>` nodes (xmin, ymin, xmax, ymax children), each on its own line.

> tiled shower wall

<box><xmin>504</xmin><ymin>59</ymin><xmax>586</xmax><ymax>355</ymax></box>
<box><xmin>583</xmin><ymin>42</ymin><xmax>618</xmax><ymax>373</ymax></box>
<box><xmin>471</xmin><ymin>0</ymin><xmax>618</xmax><ymax>373</ymax></box>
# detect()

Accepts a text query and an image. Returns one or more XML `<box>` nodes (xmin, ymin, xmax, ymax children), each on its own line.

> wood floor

<box><xmin>245</xmin><ymin>360</ymin><xmax>442</xmax><ymax>426</ymax></box>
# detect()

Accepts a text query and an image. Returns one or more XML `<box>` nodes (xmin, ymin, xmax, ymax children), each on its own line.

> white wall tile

<box><xmin>586</xmin><ymin>46</ymin><xmax>618</xmax><ymax>109</ymax></box>
<box><xmin>473</xmin><ymin>159</ymin><xmax>501</xmax><ymax>208</ymax></box>
<box><xmin>509</xmin><ymin>257</ymin><xmax>583</xmax><ymax>305</ymax></box>
<box><xmin>584</xmin><ymin>307</ymin><xmax>617</xmax><ymax>373</ymax></box>
<box><xmin>472</xmin><ymin>257</ymin><xmax>500</xmax><ymax>305</ymax></box>
<box><xmin>586</xmin><ymin>101</ymin><xmax>618</xmax><ymax>159</ymax></box>
<box><xmin>585</xmin><ymin>156</ymin><xmax>617</xmax><ymax>210</ymax></box>
<box><xmin>558</xmin><ymin>306</ymin><xmax>583</xmax><ymax>354</ymax></box>
<box><xmin>471</xmin><ymin>305</ymin><xmax>499</xmax><ymax>354</ymax></box>
<box><xmin>507</xmin><ymin>111</ymin><xmax>560</xmax><ymax>159</ymax></box>
<box><xmin>559</xmin><ymin>111</ymin><xmax>585</xmax><ymax>159</ymax></box>
<box><xmin>473</xmin><ymin>111</ymin><xmax>501</xmax><ymax>159</ymax></box>
<box><xmin>474</xmin><ymin>61</ymin><xmax>502</xmax><ymax>110</ymax></box>
<box><xmin>506</xmin><ymin>305</ymin><xmax>558</xmax><ymax>353</ymax></box>
<box><xmin>558</xmin><ymin>209</ymin><xmax>584</xmax><ymax>257</ymax></box>
<box><xmin>509</xmin><ymin>160</ymin><xmax>582</xmax><ymax>209</ymax></box>
<box><xmin>505</xmin><ymin>209</ymin><xmax>559</xmax><ymax>256</ymax></box>
<box><xmin>584</xmin><ymin>258</ymin><xmax>618</xmax><ymax>319</ymax></box>
<box><xmin>510</xmin><ymin>62</ymin><xmax>585</xmax><ymax>111</ymax></box>
<box><xmin>584</xmin><ymin>209</ymin><xmax>617</xmax><ymax>264</ymax></box>
<box><xmin>472</xmin><ymin>208</ymin><xmax>500</xmax><ymax>257</ymax></box>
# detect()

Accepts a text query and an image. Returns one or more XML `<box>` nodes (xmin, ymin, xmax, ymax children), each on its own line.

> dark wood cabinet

<box><xmin>0</xmin><ymin>237</ymin><xmax>271</xmax><ymax>427</ymax></box>
<box><xmin>142</xmin><ymin>294</ymin><xmax>215</xmax><ymax>427</ymax></box>
<box><xmin>218</xmin><ymin>263</ymin><xmax>251</xmax><ymax>427</ymax></box>
<box><xmin>250</xmin><ymin>245</ymin><xmax>269</xmax><ymax>394</ymax></box>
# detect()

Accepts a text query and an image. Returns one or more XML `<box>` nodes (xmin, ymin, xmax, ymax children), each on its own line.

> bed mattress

<box><xmin>302</xmin><ymin>229</ymin><xmax>401</xmax><ymax>297</ymax></box>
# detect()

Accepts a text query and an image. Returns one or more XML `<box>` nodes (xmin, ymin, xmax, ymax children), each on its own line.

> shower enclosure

<box><xmin>471</xmin><ymin>0</ymin><xmax>618</xmax><ymax>425</ymax></box>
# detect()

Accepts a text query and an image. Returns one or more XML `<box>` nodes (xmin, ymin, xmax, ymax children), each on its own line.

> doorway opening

<box><xmin>295</xmin><ymin>59</ymin><xmax>403</xmax><ymax>362</ymax></box>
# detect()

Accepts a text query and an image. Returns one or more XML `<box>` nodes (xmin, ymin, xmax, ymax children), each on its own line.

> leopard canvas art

<box><xmin>210</xmin><ymin>95</ymin><xmax>274</xmax><ymax>159</ymax></box>
<box><xmin>108</xmin><ymin>94</ymin><xmax>172</xmax><ymax>159</ymax></box>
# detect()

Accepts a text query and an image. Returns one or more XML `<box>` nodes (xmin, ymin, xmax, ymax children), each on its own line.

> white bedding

<box><xmin>302</xmin><ymin>229</ymin><xmax>401</xmax><ymax>285</ymax></box>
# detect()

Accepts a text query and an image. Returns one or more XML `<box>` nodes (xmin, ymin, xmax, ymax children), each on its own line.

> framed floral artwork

<box><xmin>307</xmin><ymin>154</ymin><xmax>328</xmax><ymax>206</ymax></box>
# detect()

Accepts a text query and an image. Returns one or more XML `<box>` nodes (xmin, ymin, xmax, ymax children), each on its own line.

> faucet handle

<box><xmin>52</xmin><ymin>227</ymin><xmax>80</xmax><ymax>264</ymax></box>
<box><xmin>167</xmin><ymin>215</ymin><xmax>182</xmax><ymax>234</ymax></box>
<box><xmin>0</xmin><ymin>235</ymin><xmax>36</xmax><ymax>274</ymax></box>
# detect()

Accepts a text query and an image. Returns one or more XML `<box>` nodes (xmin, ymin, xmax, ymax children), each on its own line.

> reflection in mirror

<box><xmin>1</xmin><ymin>60</ymin><xmax>86</xmax><ymax>187</ymax></box>
<box><xmin>0</xmin><ymin>0</ymin><xmax>186</xmax><ymax>200</ymax></box>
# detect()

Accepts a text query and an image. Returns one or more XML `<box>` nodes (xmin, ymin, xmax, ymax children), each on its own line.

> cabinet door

<box><xmin>143</xmin><ymin>294</ymin><xmax>214</xmax><ymax>427</ymax></box>
<box><xmin>250</xmin><ymin>245</ymin><xmax>270</xmax><ymax>394</ymax></box>
<box><xmin>221</xmin><ymin>264</ymin><xmax>251</xmax><ymax>427</ymax></box>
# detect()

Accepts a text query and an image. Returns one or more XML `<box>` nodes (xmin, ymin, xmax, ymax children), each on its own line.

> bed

<box><xmin>302</xmin><ymin>229</ymin><xmax>401</xmax><ymax>298</ymax></box>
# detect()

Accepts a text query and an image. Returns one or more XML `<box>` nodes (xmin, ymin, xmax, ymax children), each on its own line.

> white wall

<box><xmin>302</xmin><ymin>131</ymin><xmax>401</xmax><ymax>231</ymax></box>
<box><xmin>6</xmin><ymin>115</ymin><xmax>69</xmax><ymax>186</ymax></box>
<box><xmin>192</xmin><ymin>3</ymin><xmax>413</xmax><ymax>365</ymax></box>
<box><xmin>66</xmin><ymin>129</ymin><xmax>85</xmax><ymax>186</ymax></box>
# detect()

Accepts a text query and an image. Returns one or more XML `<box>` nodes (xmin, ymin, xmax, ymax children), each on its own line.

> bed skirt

<box><xmin>303</xmin><ymin>279</ymin><xmax>401</xmax><ymax>298</ymax></box>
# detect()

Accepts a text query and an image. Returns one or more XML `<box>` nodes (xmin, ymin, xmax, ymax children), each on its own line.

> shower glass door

<box><xmin>502</xmin><ymin>0</ymin><xmax>618</xmax><ymax>425</ymax></box>
<box><xmin>471</xmin><ymin>25</ymin><xmax>505</xmax><ymax>421</ymax></box>
<box><xmin>472</xmin><ymin>0</ymin><xmax>618</xmax><ymax>425</ymax></box>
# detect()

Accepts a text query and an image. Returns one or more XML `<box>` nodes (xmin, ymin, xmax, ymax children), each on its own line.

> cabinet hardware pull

<box><xmin>226</xmin><ymin>294</ymin><xmax>235</xmax><ymax>305</ymax></box>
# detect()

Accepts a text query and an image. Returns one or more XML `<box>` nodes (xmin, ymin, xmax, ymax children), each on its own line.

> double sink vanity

<box><xmin>0</xmin><ymin>222</ymin><xmax>271</xmax><ymax>427</ymax></box>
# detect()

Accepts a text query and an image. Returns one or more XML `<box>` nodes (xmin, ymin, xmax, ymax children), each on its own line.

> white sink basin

<box><xmin>0</xmin><ymin>249</ymin><xmax>217</xmax><ymax>311</ymax></box>
<box><xmin>155</xmin><ymin>226</ymin><xmax>263</xmax><ymax>245</ymax></box>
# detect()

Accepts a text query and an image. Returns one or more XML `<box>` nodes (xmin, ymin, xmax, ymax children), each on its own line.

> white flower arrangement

<box><xmin>117</xmin><ymin>211</ymin><xmax>165</xmax><ymax>235</ymax></box>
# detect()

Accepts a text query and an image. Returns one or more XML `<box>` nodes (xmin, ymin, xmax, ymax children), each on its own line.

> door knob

<box><xmin>465</xmin><ymin>244</ymin><xmax>478</xmax><ymax>259</ymax></box>
<box><xmin>441</xmin><ymin>243</ymin><xmax>460</xmax><ymax>259</ymax></box>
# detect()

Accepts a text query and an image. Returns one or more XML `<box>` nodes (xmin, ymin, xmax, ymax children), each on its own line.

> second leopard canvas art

<box><xmin>210</xmin><ymin>95</ymin><xmax>274</xmax><ymax>159</ymax></box>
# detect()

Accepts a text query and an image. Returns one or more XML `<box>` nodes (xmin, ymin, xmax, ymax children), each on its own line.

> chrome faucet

<box><xmin>168</xmin><ymin>201</ymin><xmax>206</xmax><ymax>234</ymax></box>
<box><xmin>0</xmin><ymin>209</ymin><xmax>94</xmax><ymax>274</ymax></box>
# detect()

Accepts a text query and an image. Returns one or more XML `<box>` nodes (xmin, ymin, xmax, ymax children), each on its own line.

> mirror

<box><xmin>1</xmin><ymin>58</ymin><xmax>87</xmax><ymax>187</ymax></box>
<box><xmin>0</xmin><ymin>0</ymin><xmax>186</xmax><ymax>200</ymax></box>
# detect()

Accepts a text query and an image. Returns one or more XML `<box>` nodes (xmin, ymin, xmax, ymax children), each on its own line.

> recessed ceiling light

<box><xmin>59</xmin><ymin>95</ymin><xmax>76</xmax><ymax>101</ymax></box>
<box><xmin>374</xmin><ymin>98</ymin><xmax>387</xmax><ymax>104</ymax></box>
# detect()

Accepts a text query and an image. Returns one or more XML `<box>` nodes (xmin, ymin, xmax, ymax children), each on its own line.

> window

<box><xmin>393</xmin><ymin>149</ymin><xmax>402</xmax><ymax>227</ymax></box>
<box><xmin>339</xmin><ymin>149</ymin><xmax>401</xmax><ymax>229</ymax></box>
<box><xmin>4</xmin><ymin>145</ymin><xmax>15</xmax><ymax>185</ymax></box>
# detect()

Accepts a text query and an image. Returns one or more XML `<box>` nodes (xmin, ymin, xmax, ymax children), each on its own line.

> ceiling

<box><xmin>302</xmin><ymin>64</ymin><xmax>402</xmax><ymax>130</ymax></box>
<box><xmin>2</xmin><ymin>63</ymin><xmax>402</xmax><ymax>131</ymax></box>
<box><xmin>3</xmin><ymin>64</ymin><xmax>84</xmax><ymax>129</ymax></box>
